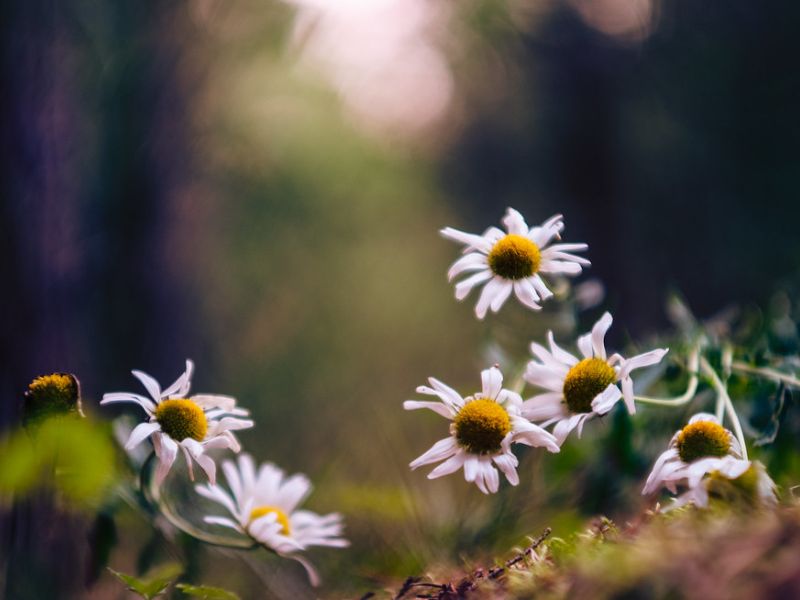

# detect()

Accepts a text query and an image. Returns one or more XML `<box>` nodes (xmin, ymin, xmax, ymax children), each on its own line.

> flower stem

<box><xmin>634</xmin><ymin>344</ymin><xmax>700</xmax><ymax>407</ymax></box>
<box><xmin>700</xmin><ymin>357</ymin><xmax>748</xmax><ymax>461</ymax></box>
<box><xmin>731</xmin><ymin>361</ymin><xmax>800</xmax><ymax>388</ymax></box>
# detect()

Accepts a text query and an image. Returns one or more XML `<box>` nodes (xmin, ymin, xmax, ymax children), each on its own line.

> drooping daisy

<box><xmin>405</xmin><ymin>366</ymin><xmax>560</xmax><ymax>494</ymax></box>
<box><xmin>642</xmin><ymin>412</ymin><xmax>746</xmax><ymax>496</ymax></box>
<box><xmin>101</xmin><ymin>360</ymin><xmax>253</xmax><ymax>485</ymax></box>
<box><xmin>522</xmin><ymin>312</ymin><xmax>668</xmax><ymax>444</ymax></box>
<box><xmin>441</xmin><ymin>207</ymin><xmax>590</xmax><ymax>319</ymax></box>
<box><xmin>667</xmin><ymin>458</ymin><xmax>777</xmax><ymax>510</ymax></box>
<box><xmin>195</xmin><ymin>453</ymin><xmax>348</xmax><ymax>586</ymax></box>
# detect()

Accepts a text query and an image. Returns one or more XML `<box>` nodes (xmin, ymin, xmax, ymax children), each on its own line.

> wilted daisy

<box><xmin>101</xmin><ymin>360</ymin><xmax>253</xmax><ymax>485</ymax></box>
<box><xmin>405</xmin><ymin>366</ymin><xmax>560</xmax><ymax>494</ymax></box>
<box><xmin>196</xmin><ymin>453</ymin><xmax>348</xmax><ymax>586</ymax></box>
<box><xmin>523</xmin><ymin>312</ymin><xmax>668</xmax><ymax>444</ymax></box>
<box><xmin>441</xmin><ymin>207</ymin><xmax>589</xmax><ymax>319</ymax></box>
<box><xmin>642</xmin><ymin>412</ymin><xmax>746</xmax><ymax>496</ymax></box>
<box><xmin>667</xmin><ymin>458</ymin><xmax>777</xmax><ymax>510</ymax></box>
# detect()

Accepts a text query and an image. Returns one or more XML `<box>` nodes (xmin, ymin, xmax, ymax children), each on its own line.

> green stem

<box><xmin>731</xmin><ymin>361</ymin><xmax>800</xmax><ymax>388</ymax></box>
<box><xmin>634</xmin><ymin>344</ymin><xmax>700</xmax><ymax>407</ymax></box>
<box><xmin>700</xmin><ymin>357</ymin><xmax>748</xmax><ymax>461</ymax></box>
<box><xmin>140</xmin><ymin>453</ymin><xmax>256</xmax><ymax>549</ymax></box>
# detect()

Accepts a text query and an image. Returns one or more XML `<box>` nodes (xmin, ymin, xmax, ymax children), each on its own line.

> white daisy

<box><xmin>522</xmin><ymin>312</ymin><xmax>668</xmax><ymax>445</ymax></box>
<box><xmin>195</xmin><ymin>453</ymin><xmax>348</xmax><ymax>586</ymax></box>
<box><xmin>667</xmin><ymin>458</ymin><xmax>777</xmax><ymax>510</ymax></box>
<box><xmin>441</xmin><ymin>207</ymin><xmax>590</xmax><ymax>319</ymax></box>
<box><xmin>101</xmin><ymin>359</ymin><xmax>254</xmax><ymax>485</ymax></box>
<box><xmin>404</xmin><ymin>366</ymin><xmax>560</xmax><ymax>494</ymax></box>
<box><xmin>642</xmin><ymin>412</ymin><xmax>745</xmax><ymax>496</ymax></box>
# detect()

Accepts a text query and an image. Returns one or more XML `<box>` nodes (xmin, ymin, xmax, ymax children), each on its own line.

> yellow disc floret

<box><xmin>454</xmin><ymin>398</ymin><xmax>511</xmax><ymax>454</ymax></box>
<box><xmin>487</xmin><ymin>234</ymin><xmax>541</xmax><ymax>280</ymax></box>
<box><xmin>250</xmin><ymin>505</ymin><xmax>291</xmax><ymax>535</ymax></box>
<box><xmin>155</xmin><ymin>398</ymin><xmax>208</xmax><ymax>442</ymax></box>
<box><xmin>562</xmin><ymin>358</ymin><xmax>617</xmax><ymax>414</ymax></box>
<box><xmin>675</xmin><ymin>420</ymin><xmax>731</xmax><ymax>463</ymax></box>
<box><xmin>24</xmin><ymin>373</ymin><xmax>81</xmax><ymax>425</ymax></box>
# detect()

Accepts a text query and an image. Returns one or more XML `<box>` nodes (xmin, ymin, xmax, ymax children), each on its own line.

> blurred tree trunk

<box><xmin>0</xmin><ymin>2</ymin><xmax>202</xmax><ymax>597</ymax></box>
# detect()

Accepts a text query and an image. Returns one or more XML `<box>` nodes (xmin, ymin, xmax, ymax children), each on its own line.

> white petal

<box><xmin>131</xmin><ymin>369</ymin><xmax>162</xmax><ymax>402</ymax></box>
<box><xmin>590</xmin><ymin>313</ymin><xmax>613</xmax><ymax>360</ymax></box>
<box><xmin>409</xmin><ymin>437</ymin><xmax>459</xmax><ymax>470</ymax></box>
<box><xmin>576</xmin><ymin>333</ymin><xmax>593</xmax><ymax>359</ymax></box>
<box><xmin>529</xmin><ymin>214</ymin><xmax>564</xmax><ymax>247</ymax></box>
<box><xmin>182</xmin><ymin>438</ymin><xmax>217</xmax><ymax>485</ymax></box>
<box><xmin>590</xmin><ymin>384</ymin><xmax>622</xmax><ymax>415</ymax></box>
<box><xmin>621</xmin><ymin>377</ymin><xmax>636</xmax><ymax>415</ymax></box>
<box><xmin>454</xmin><ymin>269</ymin><xmax>493</xmax><ymax>301</ymax></box>
<box><xmin>203</xmin><ymin>516</ymin><xmax>243</xmax><ymax>532</ymax></box>
<box><xmin>547</xmin><ymin>331</ymin><xmax>579</xmax><ymax>365</ymax></box>
<box><xmin>481</xmin><ymin>366</ymin><xmax>504</xmax><ymax>399</ymax></box>
<box><xmin>511</xmin><ymin>417</ymin><xmax>561</xmax><ymax>452</ymax></box>
<box><xmin>100</xmin><ymin>392</ymin><xmax>156</xmax><ymax>415</ymax></box>
<box><xmin>427</xmin><ymin>451</ymin><xmax>466</xmax><ymax>479</ymax></box>
<box><xmin>490</xmin><ymin>281</ymin><xmax>514</xmax><ymax>313</ymax></box>
<box><xmin>493</xmin><ymin>453</ymin><xmax>519</xmax><ymax>486</ymax></box>
<box><xmin>513</xmin><ymin>279</ymin><xmax>542</xmax><ymax>311</ymax></box>
<box><xmin>403</xmin><ymin>400</ymin><xmax>454</xmax><ymax>418</ymax></box>
<box><xmin>427</xmin><ymin>378</ymin><xmax>465</xmax><ymax>409</ymax></box>
<box><xmin>530</xmin><ymin>275</ymin><xmax>554</xmax><ymax>301</ymax></box>
<box><xmin>521</xmin><ymin>393</ymin><xmax>566</xmax><ymax>421</ymax></box>
<box><xmin>447</xmin><ymin>253</ymin><xmax>488</xmax><ymax>281</ymax></box>
<box><xmin>125</xmin><ymin>422</ymin><xmax>160</xmax><ymax>450</ymax></box>
<box><xmin>161</xmin><ymin>359</ymin><xmax>194</xmax><ymax>398</ymax></box>
<box><xmin>475</xmin><ymin>276</ymin><xmax>505</xmax><ymax>319</ymax></box>
<box><xmin>618</xmin><ymin>348</ymin><xmax>669</xmax><ymax>379</ymax></box>
<box><xmin>539</xmin><ymin>260</ymin><xmax>583</xmax><ymax>275</ymax></box>
<box><xmin>153</xmin><ymin>434</ymin><xmax>178</xmax><ymax>485</ymax></box>
<box><xmin>440</xmin><ymin>227</ymin><xmax>492</xmax><ymax>253</ymax></box>
<box><xmin>502</xmin><ymin>207</ymin><xmax>529</xmax><ymax>235</ymax></box>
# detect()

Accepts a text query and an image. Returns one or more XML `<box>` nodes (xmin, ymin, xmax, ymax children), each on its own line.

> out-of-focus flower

<box><xmin>642</xmin><ymin>413</ymin><xmax>745</xmax><ymax>496</ymax></box>
<box><xmin>101</xmin><ymin>360</ymin><xmax>253</xmax><ymax>485</ymax></box>
<box><xmin>196</xmin><ymin>454</ymin><xmax>348</xmax><ymax>586</ymax></box>
<box><xmin>441</xmin><ymin>208</ymin><xmax>590</xmax><ymax>319</ymax></box>
<box><xmin>23</xmin><ymin>373</ymin><xmax>83</xmax><ymax>426</ymax></box>
<box><xmin>523</xmin><ymin>312</ymin><xmax>668</xmax><ymax>444</ymax></box>
<box><xmin>668</xmin><ymin>458</ymin><xmax>777</xmax><ymax>510</ymax></box>
<box><xmin>405</xmin><ymin>366</ymin><xmax>559</xmax><ymax>494</ymax></box>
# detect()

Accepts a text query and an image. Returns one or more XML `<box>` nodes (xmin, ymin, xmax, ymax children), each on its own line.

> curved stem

<box><xmin>140</xmin><ymin>453</ymin><xmax>257</xmax><ymax>549</ymax></box>
<box><xmin>700</xmin><ymin>357</ymin><xmax>748</xmax><ymax>461</ymax></box>
<box><xmin>634</xmin><ymin>344</ymin><xmax>700</xmax><ymax>407</ymax></box>
<box><xmin>731</xmin><ymin>361</ymin><xmax>800</xmax><ymax>388</ymax></box>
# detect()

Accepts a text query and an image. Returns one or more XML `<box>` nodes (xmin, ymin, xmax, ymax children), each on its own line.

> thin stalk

<box><xmin>700</xmin><ymin>357</ymin><xmax>748</xmax><ymax>461</ymax></box>
<box><xmin>731</xmin><ymin>361</ymin><xmax>800</xmax><ymax>388</ymax></box>
<box><xmin>634</xmin><ymin>344</ymin><xmax>700</xmax><ymax>407</ymax></box>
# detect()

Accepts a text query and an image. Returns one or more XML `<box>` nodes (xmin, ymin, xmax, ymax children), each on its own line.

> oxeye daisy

<box><xmin>195</xmin><ymin>453</ymin><xmax>348</xmax><ymax>586</ymax></box>
<box><xmin>440</xmin><ymin>207</ymin><xmax>590</xmax><ymax>319</ymax></box>
<box><xmin>668</xmin><ymin>458</ymin><xmax>777</xmax><ymax>510</ymax></box>
<box><xmin>642</xmin><ymin>413</ymin><xmax>746</xmax><ymax>496</ymax></box>
<box><xmin>404</xmin><ymin>366</ymin><xmax>560</xmax><ymax>494</ymax></box>
<box><xmin>101</xmin><ymin>360</ymin><xmax>254</xmax><ymax>485</ymax></box>
<box><xmin>522</xmin><ymin>312</ymin><xmax>668</xmax><ymax>444</ymax></box>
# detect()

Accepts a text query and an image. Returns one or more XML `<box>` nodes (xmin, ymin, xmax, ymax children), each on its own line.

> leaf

<box><xmin>108</xmin><ymin>563</ymin><xmax>183</xmax><ymax>599</ymax></box>
<box><xmin>176</xmin><ymin>583</ymin><xmax>241</xmax><ymax>600</ymax></box>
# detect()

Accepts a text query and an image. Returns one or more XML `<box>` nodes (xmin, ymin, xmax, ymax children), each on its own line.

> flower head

<box><xmin>404</xmin><ymin>366</ymin><xmax>560</xmax><ymax>494</ymax></box>
<box><xmin>24</xmin><ymin>372</ymin><xmax>83</xmax><ymax>426</ymax></box>
<box><xmin>196</xmin><ymin>454</ymin><xmax>348</xmax><ymax>586</ymax></box>
<box><xmin>441</xmin><ymin>208</ymin><xmax>590</xmax><ymax>319</ymax></box>
<box><xmin>667</xmin><ymin>458</ymin><xmax>777</xmax><ymax>511</ymax></box>
<box><xmin>642</xmin><ymin>413</ymin><xmax>745</xmax><ymax>496</ymax></box>
<box><xmin>101</xmin><ymin>360</ymin><xmax>254</xmax><ymax>485</ymax></box>
<box><xmin>522</xmin><ymin>312</ymin><xmax>668</xmax><ymax>444</ymax></box>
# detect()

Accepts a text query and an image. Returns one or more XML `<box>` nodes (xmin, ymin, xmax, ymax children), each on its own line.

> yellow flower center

<box><xmin>675</xmin><ymin>420</ymin><xmax>730</xmax><ymax>463</ymax></box>
<box><xmin>250</xmin><ymin>505</ymin><xmax>291</xmax><ymax>535</ymax></box>
<box><xmin>155</xmin><ymin>398</ymin><xmax>208</xmax><ymax>442</ymax></box>
<box><xmin>562</xmin><ymin>358</ymin><xmax>616</xmax><ymax>414</ymax></box>
<box><xmin>24</xmin><ymin>373</ymin><xmax>80</xmax><ymax>425</ymax></box>
<box><xmin>454</xmin><ymin>398</ymin><xmax>511</xmax><ymax>454</ymax></box>
<box><xmin>487</xmin><ymin>234</ymin><xmax>541</xmax><ymax>280</ymax></box>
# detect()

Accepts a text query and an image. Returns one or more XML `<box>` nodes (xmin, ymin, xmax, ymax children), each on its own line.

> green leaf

<box><xmin>108</xmin><ymin>563</ymin><xmax>183</xmax><ymax>599</ymax></box>
<box><xmin>176</xmin><ymin>583</ymin><xmax>241</xmax><ymax>600</ymax></box>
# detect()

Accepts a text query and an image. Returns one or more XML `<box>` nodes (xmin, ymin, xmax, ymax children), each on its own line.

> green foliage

<box><xmin>0</xmin><ymin>416</ymin><xmax>117</xmax><ymax>506</ymax></box>
<box><xmin>108</xmin><ymin>563</ymin><xmax>183</xmax><ymax>599</ymax></box>
<box><xmin>177</xmin><ymin>583</ymin><xmax>241</xmax><ymax>600</ymax></box>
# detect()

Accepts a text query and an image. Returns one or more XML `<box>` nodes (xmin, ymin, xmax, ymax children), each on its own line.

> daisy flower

<box><xmin>522</xmin><ymin>312</ymin><xmax>668</xmax><ymax>444</ymax></box>
<box><xmin>642</xmin><ymin>412</ymin><xmax>746</xmax><ymax>496</ymax></box>
<box><xmin>668</xmin><ymin>458</ymin><xmax>777</xmax><ymax>511</ymax></box>
<box><xmin>404</xmin><ymin>365</ymin><xmax>560</xmax><ymax>494</ymax></box>
<box><xmin>101</xmin><ymin>359</ymin><xmax>254</xmax><ymax>485</ymax></box>
<box><xmin>195</xmin><ymin>453</ymin><xmax>348</xmax><ymax>586</ymax></box>
<box><xmin>441</xmin><ymin>207</ymin><xmax>590</xmax><ymax>319</ymax></box>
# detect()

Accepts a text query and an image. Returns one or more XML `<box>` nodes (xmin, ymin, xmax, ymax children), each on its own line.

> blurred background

<box><xmin>2</xmin><ymin>0</ymin><xmax>800</xmax><ymax>598</ymax></box>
